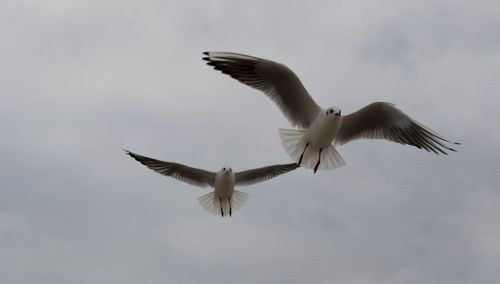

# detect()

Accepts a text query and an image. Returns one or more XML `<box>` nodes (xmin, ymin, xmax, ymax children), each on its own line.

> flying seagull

<box><xmin>203</xmin><ymin>52</ymin><xmax>459</xmax><ymax>173</ymax></box>
<box><xmin>125</xmin><ymin>150</ymin><xmax>298</xmax><ymax>217</ymax></box>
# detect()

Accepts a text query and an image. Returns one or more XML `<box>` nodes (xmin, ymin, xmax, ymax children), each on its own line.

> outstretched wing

<box><xmin>235</xmin><ymin>163</ymin><xmax>298</xmax><ymax>187</ymax></box>
<box><xmin>203</xmin><ymin>52</ymin><xmax>321</xmax><ymax>129</ymax></box>
<box><xmin>125</xmin><ymin>150</ymin><xmax>216</xmax><ymax>187</ymax></box>
<box><xmin>335</xmin><ymin>102</ymin><xmax>459</xmax><ymax>154</ymax></box>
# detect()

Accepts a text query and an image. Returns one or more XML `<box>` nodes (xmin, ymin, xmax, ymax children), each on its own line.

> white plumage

<box><xmin>125</xmin><ymin>150</ymin><xmax>298</xmax><ymax>217</ymax></box>
<box><xmin>203</xmin><ymin>52</ymin><xmax>459</xmax><ymax>173</ymax></box>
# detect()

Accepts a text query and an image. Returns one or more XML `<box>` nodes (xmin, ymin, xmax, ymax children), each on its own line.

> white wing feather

<box><xmin>203</xmin><ymin>52</ymin><xmax>321</xmax><ymax>129</ymax></box>
<box><xmin>336</xmin><ymin>102</ymin><xmax>459</xmax><ymax>154</ymax></box>
<box><xmin>235</xmin><ymin>163</ymin><xmax>298</xmax><ymax>186</ymax></box>
<box><xmin>125</xmin><ymin>150</ymin><xmax>216</xmax><ymax>187</ymax></box>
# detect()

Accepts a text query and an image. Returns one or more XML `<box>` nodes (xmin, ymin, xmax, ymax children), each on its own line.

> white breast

<box><xmin>305</xmin><ymin>114</ymin><xmax>343</xmax><ymax>148</ymax></box>
<box><xmin>214</xmin><ymin>171</ymin><xmax>235</xmax><ymax>198</ymax></box>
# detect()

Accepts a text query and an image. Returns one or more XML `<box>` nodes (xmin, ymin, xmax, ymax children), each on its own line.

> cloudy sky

<box><xmin>1</xmin><ymin>0</ymin><xmax>499</xmax><ymax>283</ymax></box>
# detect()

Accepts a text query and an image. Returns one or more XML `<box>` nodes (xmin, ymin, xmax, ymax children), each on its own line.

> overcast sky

<box><xmin>1</xmin><ymin>0</ymin><xmax>499</xmax><ymax>283</ymax></box>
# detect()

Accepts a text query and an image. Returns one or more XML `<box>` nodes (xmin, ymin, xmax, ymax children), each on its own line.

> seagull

<box><xmin>125</xmin><ymin>150</ymin><xmax>298</xmax><ymax>217</ymax></box>
<box><xmin>203</xmin><ymin>52</ymin><xmax>459</xmax><ymax>173</ymax></box>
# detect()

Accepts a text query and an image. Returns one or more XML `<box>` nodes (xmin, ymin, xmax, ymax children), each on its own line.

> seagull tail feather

<box><xmin>279</xmin><ymin>128</ymin><xmax>307</xmax><ymax>160</ymax></box>
<box><xmin>279</xmin><ymin>128</ymin><xmax>346</xmax><ymax>170</ymax></box>
<box><xmin>321</xmin><ymin>144</ymin><xmax>346</xmax><ymax>170</ymax></box>
<box><xmin>197</xmin><ymin>191</ymin><xmax>248</xmax><ymax>217</ymax></box>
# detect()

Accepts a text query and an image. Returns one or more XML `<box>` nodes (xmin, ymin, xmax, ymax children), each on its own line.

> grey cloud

<box><xmin>1</xmin><ymin>0</ymin><xmax>499</xmax><ymax>283</ymax></box>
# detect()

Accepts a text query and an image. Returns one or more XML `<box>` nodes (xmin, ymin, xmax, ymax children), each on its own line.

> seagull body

<box><xmin>213</xmin><ymin>169</ymin><xmax>235</xmax><ymax>203</ymax></box>
<box><xmin>203</xmin><ymin>52</ymin><xmax>459</xmax><ymax>173</ymax></box>
<box><xmin>125</xmin><ymin>150</ymin><xmax>297</xmax><ymax>217</ymax></box>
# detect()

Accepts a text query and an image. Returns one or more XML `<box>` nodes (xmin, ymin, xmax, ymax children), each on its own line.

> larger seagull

<box><xmin>203</xmin><ymin>52</ymin><xmax>459</xmax><ymax>173</ymax></box>
<box><xmin>125</xmin><ymin>150</ymin><xmax>297</xmax><ymax>217</ymax></box>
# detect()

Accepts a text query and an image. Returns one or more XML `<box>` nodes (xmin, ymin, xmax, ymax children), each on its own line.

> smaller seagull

<box><xmin>203</xmin><ymin>52</ymin><xmax>460</xmax><ymax>173</ymax></box>
<box><xmin>125</xmin><ymin>150</ymin><xmax>298</xmax><ymax>217</ymax></box>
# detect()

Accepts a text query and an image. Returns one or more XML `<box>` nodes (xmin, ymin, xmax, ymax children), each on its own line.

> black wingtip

<box><xmin>202</xmin><ymin>56</ymin><xmax>210</xmax><ymax>61</ymax></box>
<box><xmin>203</xmin><ymin>51</ymin><xmax>209</xmax><ymax>55</ymax></box>
<box><xmin>123</xmin><ymin>149</ymin><xmax>137</xmax><ymax>158</ymax></box>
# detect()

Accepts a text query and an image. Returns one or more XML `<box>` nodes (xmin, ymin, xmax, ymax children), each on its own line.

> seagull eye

<box><xmin>223</xmin><ymin>167</ymin><xmax>226</xmax><ymax>171</ymax></box>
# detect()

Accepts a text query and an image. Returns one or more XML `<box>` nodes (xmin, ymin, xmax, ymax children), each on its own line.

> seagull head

<box><xmin>221</xmin><ymin>167</ymin><xmax>232</xmax><ymax>175</ymax></box>
<box><xmin>326</xmin><ymin>107</ymin><xmax>341</xmax><ymax>117</ymax></box>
